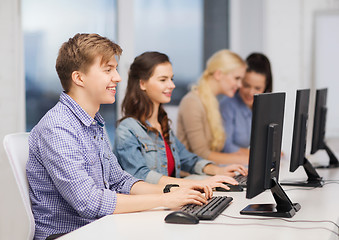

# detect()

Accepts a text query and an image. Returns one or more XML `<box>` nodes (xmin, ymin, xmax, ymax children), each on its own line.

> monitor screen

<box><xmin>240</xmin><ymin>92</ymin><xmax>301</xmax><ymax>218</ymax></box>
<box><xmin>281</xmin><ymin>89</ymin><xmax>322</xmax><ymax>187</ymax></box>
<box><xmin>245</xmin><ymin>92</ymin><xmax>284</xmax><ymax>199</ymax></box>
<box><xmin>311</xmin><ymin>88</ymin><xmax>327</xmax><ymax>154</ymax></box>
<box><xmin>290</xmin><ymin>89</ymin><xmax>310</xmax><ymax>172</ymax></box>
<box><xmin>310</xmin><ymin>88</ymin><xmax>339</xmax><ymax>168</ymax></box>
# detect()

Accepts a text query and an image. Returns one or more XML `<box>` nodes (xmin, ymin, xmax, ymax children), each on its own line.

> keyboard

<box><xmin>180</xmin><ymin>196</ymin><xmax>233</xmax><ymax>220</ymax></box>
<box><xmin>234</xmin><ymin>174</ymin><xmax>247</xmax><ymax>187</ymax></box>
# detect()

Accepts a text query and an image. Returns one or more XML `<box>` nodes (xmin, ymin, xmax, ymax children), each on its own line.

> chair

<box><xmin>3</xmin><ymin>132</ymin><xmax>35</xmax><ymax>240</ymax></box>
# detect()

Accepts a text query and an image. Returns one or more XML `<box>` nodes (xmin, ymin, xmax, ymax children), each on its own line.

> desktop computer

<box><xmin>311</xmin><ymin>88</ymin><xmax>339</xmax><ymax>168</ymax></box>
<box><xmin>240</xmin><ymin>92</ymin><xmax>301</xmax><ymax>218</ymax></box>
<box><xmin>280</xmin><ymin>89</ymin><xmax>323</xmax><ymax>187</ymax></box>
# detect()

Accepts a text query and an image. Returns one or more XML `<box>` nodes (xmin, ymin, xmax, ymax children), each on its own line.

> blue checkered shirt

<box><xmin>26</xmin><ymin>92</ymin><xmax>140</xmax><ymax>240</ymax></box>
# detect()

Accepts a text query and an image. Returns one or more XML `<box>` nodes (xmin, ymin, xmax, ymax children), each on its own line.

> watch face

<box><xmin>164</xmin><ymin>186</ymin><xmax>170</xmax><ymax>193</ymax></box>
<box><xmin>163</xmin><ymin>184</ymin><xmax>179</xmax><ymax>193</ymax></box>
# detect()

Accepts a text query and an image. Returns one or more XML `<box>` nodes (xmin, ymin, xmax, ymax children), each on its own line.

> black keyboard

<box><xmin>181</xmin><ymin>196</ymin><xmax>233</xmax><ymax>220</ymax></box>
<box><xmin>234</xmin><ymin>174</ymin><xmax>247</xmax><ymax>187</ymax></box>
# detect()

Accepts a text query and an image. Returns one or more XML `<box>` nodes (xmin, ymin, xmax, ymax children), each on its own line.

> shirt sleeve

<box><xmin>37</xmin><ymin>123</ymin><xmax>117</xmax><ymax>219</ymax></box>
<box><xmin>173</xmin><ymin>134</ymin><xmax>212</xmax><ymax>175</ymax></box>
<box><xmin>220</xmin><ymin>98</ymin><xmax>240</xmax><ymax>153</ymax></box>
<box><xmin>113</xmin><ymin>124</ymin><xmax>163</xmax><ymax>184</ymax></box>
<box><xmin>107</xmin><ymin>153</ymin><xmax>141</xmax><ymax>194</ymax></box>
<box><xmin>177</xmin><ymin>93</ymin><xmax>212</xmax><ymax>159</ymax></box>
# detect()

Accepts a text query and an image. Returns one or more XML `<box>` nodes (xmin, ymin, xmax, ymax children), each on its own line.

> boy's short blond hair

<box><xmin>55</xmin><ymin>33</ymin><xmax>122</xmax><ymax>92</ymax></box>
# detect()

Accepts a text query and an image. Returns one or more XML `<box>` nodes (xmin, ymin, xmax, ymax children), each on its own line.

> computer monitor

<box><xmin>281</xmin><ymin>89</ymin><xmax>323</xmax><ymax>187</ymax></box>
<box><xmin>240</xmin><ymin>92</ymin><xmax>301</xmax><ymax>218</ymax></box>
<box><xmin>311</xmin><ymin>88</ymin><xmax>339</xmax><ymax>168</ymax></box>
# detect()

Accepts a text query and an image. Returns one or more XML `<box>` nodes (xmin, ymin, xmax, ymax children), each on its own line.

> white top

<box><xmin>59</xmin><ymin>140</ymin><xmax>339</xmax><ymax>240</ymax></box>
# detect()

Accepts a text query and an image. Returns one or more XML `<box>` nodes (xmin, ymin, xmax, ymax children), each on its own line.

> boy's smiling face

<box><xmin>81</xmin><ymin>55</ymin><xmax>121</xmax><ymax>108</ymax></box>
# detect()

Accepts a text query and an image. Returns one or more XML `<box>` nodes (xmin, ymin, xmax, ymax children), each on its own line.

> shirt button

<box><xmin>92</xmin><ymin>121</ymin><xmax>96</xmax><ymax>125</ymax></box>
<box><xmin>94</xmin><ymin>136</ymin><xmax>96</xmax><ymax>139</ymax></box>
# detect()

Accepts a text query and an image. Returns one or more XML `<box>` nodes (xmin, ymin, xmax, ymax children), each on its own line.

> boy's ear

<box><xmin>71</xmin><ymin>71</ymin><xmax>85</xmax><ymax>87</ymax></box>
<box><xmin>139</xmin><ymin>79</ymin><xmax>146</xmax><ymax>91</ymax></box>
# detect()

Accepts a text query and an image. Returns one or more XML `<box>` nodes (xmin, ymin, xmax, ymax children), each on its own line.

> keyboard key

<box><xmin>181</xmin><ymin>196</ymin><xmax>233</xmax><ymax>220</ymax></box>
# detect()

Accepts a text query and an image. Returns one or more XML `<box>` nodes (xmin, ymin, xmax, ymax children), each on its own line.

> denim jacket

<box><xmin>113</xmin><ymin>117</ymin><xmax>212</xmax><ymax>184</ymax></box>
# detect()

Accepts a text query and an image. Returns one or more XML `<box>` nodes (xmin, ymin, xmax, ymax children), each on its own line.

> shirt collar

<box><xmin>135</xmin><ymin>119</ymin><xmax>170</xmax><ymax>139</ymax></box>
<box><xmin>235</xmin><ymin>91</ymin><xmax>243</xmax><ymax>104</ymax></box>
<box><xmin>235</xmin><ymin>92</ymin><xmax>252</xmax><ymax>117</ymax></box>
<box><xmin>59</xmin><ymin>92</ymin><xmax>105</xmax><ymax>127</ymax></box>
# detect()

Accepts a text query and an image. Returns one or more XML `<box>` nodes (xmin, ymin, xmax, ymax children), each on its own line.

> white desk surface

<box><xmin>60</xmin><ymin>142</ymin><xmax>339</xmax><ymax>240</ymax></box>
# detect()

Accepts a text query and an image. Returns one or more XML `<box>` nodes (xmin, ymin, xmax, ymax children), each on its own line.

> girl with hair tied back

<box><xmin>113</xmin><ymin>51</ymin><xmax>247</xmax><ymax>191</ymax></box>
<box><xmin>219</xmin><ymin>52</ymin><xmax>273</xmax><ymax>153</ymax></box>
<box><xmin>177</xmin><ymin>49</ymin><xmax>249</xmax><ymax>165</ymax></box>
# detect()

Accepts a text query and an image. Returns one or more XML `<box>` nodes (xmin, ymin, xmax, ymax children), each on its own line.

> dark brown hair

<box><xmin>55</xmin><ymin>33</ymin><xmax>122</xmax><ymax>92</ymax></box>
<box><xmin>246</xmin><ymin>53</ymin><xmax>273</xmax><ymax>93</ymax></box>
<box><xmin>120</xmin><ymin>51</ymin><xmax>171</xmax><ymax>143</ymax></box>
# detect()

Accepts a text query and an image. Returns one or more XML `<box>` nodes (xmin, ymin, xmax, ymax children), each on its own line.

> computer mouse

<box><xmin>215</xmin><ymin>183</ymin><xmax>244</xmax><ymax>192</ymax></box>
<box><xmin>164</xmin><ymin>211</ymin><xmax>199</xmax><ymax>224</ymax></box>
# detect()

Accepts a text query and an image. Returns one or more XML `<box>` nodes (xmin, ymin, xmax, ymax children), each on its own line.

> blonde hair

<box><xmin>196</xmin><ymin>49</ymin><xmax>245</xmax><ymax>151</ymax></box>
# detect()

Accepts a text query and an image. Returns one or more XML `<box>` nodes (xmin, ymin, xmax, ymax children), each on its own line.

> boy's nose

<box><xmin>113</xmin><ymin>71</ymin><xmax>122</xmax><ymax>82</ymax></box>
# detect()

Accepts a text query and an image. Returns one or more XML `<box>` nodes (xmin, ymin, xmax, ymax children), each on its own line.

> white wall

<box><xmin>230</xmin><ymin>0</ymin><xmax>264</xmax><ymax>57</ymax></box>
<box><xmin>230</xmin><ymin>0</ymin><xmax>339</xmax><ymax>155</ymax></box>
<box><xmin>313</xmin><ymin>11</ymin><xmax>339</xmax><ymax>137</ymax></box>
<box><xmin>0</xmin><ymin>0</ymin><xmax>27</xmax><ymax>239</ymax></box>
<box><xmin>116</xmin><ymin>0</ymin><xmax>135</xmax><ymax>118</ymax></box>
<box><xmin>0</xmin><ymin>1</ymin><xmax>25</xmax><ymax>152</ymax></box>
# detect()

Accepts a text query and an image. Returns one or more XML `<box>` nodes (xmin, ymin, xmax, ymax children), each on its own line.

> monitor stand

<box><xmin>281</xmin><ymin>157</ymin><xmax>323</xmax><ymax>187</ymax></box>
<box><xmin>315</xmin><ymin>143</ymin><xmax>339</xmax><ymax>169</ymax></box>
<box><xmin>240</xmin><ymin>178</ymin><xmax>301</xmax><ymax>218</ymax></box>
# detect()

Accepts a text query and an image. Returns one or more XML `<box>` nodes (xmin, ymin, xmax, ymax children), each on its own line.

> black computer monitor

<box><xmin>240</xmin><ymin>92</ymin><xmax>301</xmax><ymax>218</ymax></box>
<box><xmin>281</xmin><ymin>89</ymin><xmax>323</xmax><ymax>187</ymax></box>
<box><xmin>311</xmin><ymin>88</ymin><xmax>339</xmax><ymax>168</ymax></box>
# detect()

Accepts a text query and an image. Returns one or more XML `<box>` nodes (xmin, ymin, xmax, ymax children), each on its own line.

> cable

<box><xmin>323</xmin><ymin>181</ymin><xmax>339</xmax><ymax>185</ymax></box>
<box><xmin>283</xmin><ymin>181</ymin><xmax>339</xmax><ymax>191</ymax></box>
<box><xmin>284</xmin><ymin>187</ymin><xmax>318</xmax><ymax>191</ymax></box>
<box><xmin>199</xmin><ymin>222</ymin><xmax>339</xmax><ymax>237</ymax></box>
<box><xmin>221</xmin><ymin>213</ymin><xmax>339</xmax><ymax>230</ymax></box>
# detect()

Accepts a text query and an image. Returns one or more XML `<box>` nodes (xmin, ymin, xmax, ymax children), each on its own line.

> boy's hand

<box><xmin>162</xmin><ymin>186</ymin><xmax>209</xmax><ymax>209</ymax></box>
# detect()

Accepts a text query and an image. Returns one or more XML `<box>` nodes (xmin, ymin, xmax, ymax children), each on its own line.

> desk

<box><xmin>60</xmin><ymin>145</ymin><xmax>339</xmax><ymax>240</ymax></box>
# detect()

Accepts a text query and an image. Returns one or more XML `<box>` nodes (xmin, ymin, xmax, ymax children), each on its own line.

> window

<box><xmin>134</xmin><ymin>0</ymin><xmax>204</xmax><ymax>105</ymax></box>
<box><xmin>22</xmin><ymin>0</ymin><xmax>117</xmax><ymax>140</ymax></box>
<box><xmin>22</xmin><ymin>0</ymin><xmax>229</xmax><ymax>137</ymax></box>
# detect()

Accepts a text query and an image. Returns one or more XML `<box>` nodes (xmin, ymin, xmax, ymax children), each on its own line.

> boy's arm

<box><xmin>113</xmin><ymin>181</ymin><xmax>210</xmax><ymax>214</ymax></box>
<box><xmin>37</xmin><ymin>124</ymin><xmax>117</xmax><ymax>219</ymax></box>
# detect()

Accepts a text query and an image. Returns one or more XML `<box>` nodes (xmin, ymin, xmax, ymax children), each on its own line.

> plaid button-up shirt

<box><xmin>27</xmin><ymin>92</ymin><xmax>139</xmax><ymax>240</ymax></box>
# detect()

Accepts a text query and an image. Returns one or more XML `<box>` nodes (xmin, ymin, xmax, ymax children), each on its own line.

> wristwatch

<box><xmin>163</xmin><ymin>184</ymin><xmax>180</xmax><ymax>193</ymax></box>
